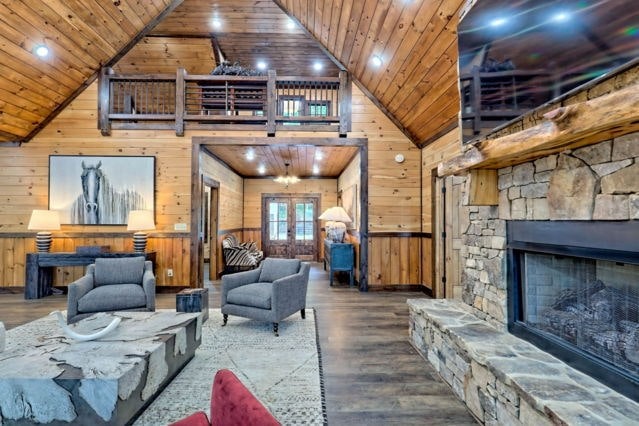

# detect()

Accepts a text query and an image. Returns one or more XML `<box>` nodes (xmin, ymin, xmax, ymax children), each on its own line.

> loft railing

<box><xmin>98</xmin><ymin>67</ymin><xmax>351</xmax><ymax>136</ymax></box>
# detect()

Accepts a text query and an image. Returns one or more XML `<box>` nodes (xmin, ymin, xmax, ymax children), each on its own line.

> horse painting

<box><xmin>80</xmin><ymin>161</ymin><xmax>102</xmax><ymax>224</ymax></box>
<box><xmin>69</xmin><ymin>161</ymin><xmax>147</xmax><ymax>225</ymax></box>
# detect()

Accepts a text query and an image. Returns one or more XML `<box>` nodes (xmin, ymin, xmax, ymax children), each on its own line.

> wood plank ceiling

<box><xmin>149</xmin><ymin>0</ymin><xmax>341</xmax><ymax>77</ymax></box>
<box><xmin>278</xmin><ymin>0</ymin><xmax>466</xmax><ymax>147</ymax></box>
<box><xmin>0</xmin><ymin>0</ymin><xmax>466</xmax><ymax>149</ymax></box>
<box><xmin>0</xmin><ymin>0</ymin><xmax>182</xmax><ymax>144</ymax></box>
<box><xmin>205</xmin><ymin>145</ymin><xmax>358</xmax><ymax>178</ymax></box>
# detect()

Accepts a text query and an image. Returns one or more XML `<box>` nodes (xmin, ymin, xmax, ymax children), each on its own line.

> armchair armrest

<box><xmin>271</xmin><ymin>263</ymin><xmax>310</xmax><ymax>314</ymax></box>
<box><xmin>142</xmin><ymin>261</ymin><xmax>156</xmax><ymax>311</ymax></box>
<box><xmin>221</xmin><ymin>266</ymin><xmax>262</xmax><ymax>305</ymax></box>
<box><xmin>67</xmin><ymin>272</ymin><xmax>95</xmax><ymax>323</ymax></box>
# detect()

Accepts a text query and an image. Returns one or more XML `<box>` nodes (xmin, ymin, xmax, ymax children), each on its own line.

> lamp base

<box><xmin>35</xmin><ymin>231</ymin><xmax>52</xmax><ymax>253</ymax></box>
<box><xmin>327</xmin><ymin>222</ymin><xmax>347</xmax><ymax>243</ymax></box>
<box><xmin>132</xmin><ymin>232</ymin><xmax>147</xmax><ymax>253</ymax></box>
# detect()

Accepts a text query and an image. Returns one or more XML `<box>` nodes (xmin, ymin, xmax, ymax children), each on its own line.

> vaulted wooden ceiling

<box><xmin>279</xmin><ymin>0</ymin><xmax>465</xmax><ymax>146</ymax></box>
<box><xmin>0</xmin><ymin>0</ymin><xmax>465</xmax><ymax>148</ymax></box>
<box><xmin>0</xmin><ymin>0</ymin><xmax>182</xmax><ymax>144</ymax></box>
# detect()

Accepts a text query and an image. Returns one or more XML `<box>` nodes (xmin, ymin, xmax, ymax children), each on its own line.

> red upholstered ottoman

<box><xmin>169</xmin><ymin>369</ymin><xmax>280</xmax><ymax>426</ymax></box>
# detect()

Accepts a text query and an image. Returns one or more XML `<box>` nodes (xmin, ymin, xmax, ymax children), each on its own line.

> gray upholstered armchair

<box><xmin>66</xmin><ymin>257</ymin><xmax>156</xmax><ymax>324</ymax></box>
<box><xmin>221</xmin><ymin>258</ymin><xmax>310</xmax><ymax>336</ymax></box>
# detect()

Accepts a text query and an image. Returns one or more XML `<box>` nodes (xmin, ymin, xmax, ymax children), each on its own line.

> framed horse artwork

<box><xmin>49</xmin><ymin>155</ymin><xmax>155</xmax><ymax>225</ymax></box>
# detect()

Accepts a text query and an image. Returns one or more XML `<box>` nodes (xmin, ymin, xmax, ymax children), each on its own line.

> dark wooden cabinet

<box><xmin>25</xmin><ymin>252</ymin><xmax>156</xmax><ymax>299</ymax></box>
<box><xmin>323</xmin><ymin>239</ymin><xmax>354</xmax><ymax>287</ymax></box>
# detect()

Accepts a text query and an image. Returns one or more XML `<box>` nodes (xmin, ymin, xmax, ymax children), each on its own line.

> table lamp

<box><xmin>127</xmin><ymin>210</ymin><xmax>155</xmax><ymax>253</ymax></box>
<box><xmin>318</xmin><ymin>206</ymin><xmax>352</xmax><ymax>243</ymax></box>
<box><xmin>28</xmin><ymin>210</ymin><xmax>60</xmax><ymax>252</ymax></box>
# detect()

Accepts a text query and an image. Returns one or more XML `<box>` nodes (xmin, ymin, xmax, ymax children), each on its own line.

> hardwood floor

<box><xmin>0</xmin><ymin>263</ymin><xmax>476</xmax><ymax>425</ymax></box>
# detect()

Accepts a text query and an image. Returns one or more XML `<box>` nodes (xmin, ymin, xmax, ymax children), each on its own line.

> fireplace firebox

<box><xmin>507</xmin><ymin>221</ymin><xmax>639</xmax><ymax>401</ymax></box>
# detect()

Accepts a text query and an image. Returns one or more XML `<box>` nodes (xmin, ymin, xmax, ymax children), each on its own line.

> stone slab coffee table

<box><xmin>0</xmin><ymin>311</ymin><xmax>202</xmax><ymax>425</ymax></box>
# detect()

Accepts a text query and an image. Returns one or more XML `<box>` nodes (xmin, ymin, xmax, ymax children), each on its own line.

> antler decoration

<box><xmin>52</xmin><ymin>311</ymin><xmax>121</xmax><ymax>342</ymax></box>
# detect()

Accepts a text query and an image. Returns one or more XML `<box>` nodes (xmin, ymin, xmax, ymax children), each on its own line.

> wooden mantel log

<box><xmin>438</xmin><ymin>82</ymin><xmax>639</xmax><ymax>176</ymax></box>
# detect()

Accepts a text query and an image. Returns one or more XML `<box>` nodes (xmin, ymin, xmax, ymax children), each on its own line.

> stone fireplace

<box><xmin>410</xmin><ymin>134</ymin><xmax>639</xmax><ymax>424</ymax></box>
<box><xmin>508</xmin><ymin>220</ymin><xmax>639</xmax><ymax>398</ymax></box>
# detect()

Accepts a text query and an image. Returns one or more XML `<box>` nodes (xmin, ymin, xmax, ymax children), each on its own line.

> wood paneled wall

<box><xmin>338</xmin><ymin>152</ymin><xmax>361</xmax><ymax>281</ymax></box>
<box><xmin>0</xmin><ymin>76</ymin><xmax>426</xmax><ymax>289</ymax></box>
<box><xmin>114</xmin><ymin>37</ymin><xmax>216</xmax><ymax>75</ymax></box>
<box><xmin>0</xmin><ymin>234</ymin><xmax>189</xmax><ymax>287</ymax></box>
<box><xmin>368</xmin><ymin>235</ymin><xmax>422</xmax><ymax>287</ymax></box>
<box><xmin>420</xmin><ymin>128</ymin><xmax>463</xmax><ymax>294</ymax></box>
<box><xmin>199</xmin><ymin>153</ymin><xmax>244</xmax><ymax>277</ymax></box>
<box><xmin>351</xmin><ymin>88</ymin><xmax>422</xmax><ymax>233</ymax></box>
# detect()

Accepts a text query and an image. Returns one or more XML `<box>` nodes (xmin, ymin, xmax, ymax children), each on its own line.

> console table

<box><xmin>323</xmin><ymin>239</ymin><xmax>354</xmax><ymax>287</ymax></box>
<box><xmin>25</xmin><ymin>251</ymin><xmax>156</xmax><ymax>299</ymax></box>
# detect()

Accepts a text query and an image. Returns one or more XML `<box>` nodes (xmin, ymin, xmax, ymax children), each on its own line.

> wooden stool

<box><xmin>176</xmin><ymin>288</ymin><xmax>209</xmax><ymax>322</ymax></box>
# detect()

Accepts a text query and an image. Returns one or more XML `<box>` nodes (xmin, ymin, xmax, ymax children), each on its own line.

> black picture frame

<box><xmin>49</xmin><ymin>155</ymin><xmax>155</xmax><ymax>225</ymax></box>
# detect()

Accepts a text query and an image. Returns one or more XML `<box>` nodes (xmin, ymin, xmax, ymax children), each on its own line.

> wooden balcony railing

<box><xmin>98</xmin><ymin>68</ymin><xmax>351</xmax><ymax>136</ymax></box>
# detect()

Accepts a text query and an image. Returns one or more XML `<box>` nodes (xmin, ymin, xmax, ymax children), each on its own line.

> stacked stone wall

<box><xmin>459</xmin><ymin>133</ymin><xmax>639</xmax><ymax>326</ymax></box>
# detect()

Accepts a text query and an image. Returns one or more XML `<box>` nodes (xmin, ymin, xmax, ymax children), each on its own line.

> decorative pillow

<box><xmin>94</xmin><ymin>257</ymin><xmax>145</xmax><ymax>286</ymax></box>
<box><xmin>258</xmin><ymin>258</ymin><xmax>300</xmax><ymax>283</ymax></box>
<box><xmin>240</xmin><ymin>241</ymin><xmax>257</xmax><ymax>251</ymax></box>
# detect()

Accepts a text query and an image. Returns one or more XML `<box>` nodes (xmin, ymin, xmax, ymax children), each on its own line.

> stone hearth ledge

<box><xmin>408</xmin><ymin>298</ymin><xmax>639</xmax><ymax>425</ymax></box>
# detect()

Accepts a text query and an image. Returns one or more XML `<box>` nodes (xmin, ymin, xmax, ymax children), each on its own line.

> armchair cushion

<box><xmin>94</xmin><ymin>257</ymin><xmax>145</xmax><ymax>286</ymax></box>
<box><xmin>226</xmin><ymin>283</ymin><xmax>272</xmax><ymax>310</ymax></box>
<box><xmin>258</xmin><ymin>258</ymin><xmax>300</xmax><ymax>283</ymax></box>
<box><xmin>78</xmin><ymin>283</ymin><xmax>147</xmax><ymax>313</ymax></box>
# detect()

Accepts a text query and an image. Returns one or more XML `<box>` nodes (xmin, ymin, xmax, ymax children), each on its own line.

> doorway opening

<box><xmin>262</xmin><ymin>194</ymin><xmax>320</xmax><ymax>260</ymax></box>
<box><xmin>200</xmin><ymin>176</ymin><xmax>219</xmax><ymax>284</ymax></box>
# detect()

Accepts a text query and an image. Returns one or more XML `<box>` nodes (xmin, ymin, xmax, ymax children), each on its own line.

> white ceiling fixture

<box><xmin>34</xmin><ymin>44</ymin><xmax>49</xmax><ymax>58</ymax></box>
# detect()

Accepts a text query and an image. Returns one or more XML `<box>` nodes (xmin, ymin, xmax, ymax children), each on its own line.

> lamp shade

<box><xmin>318</xmin><ymin>206</ymin><xmax>352</xmax><ymax>223</ymax></box>
<box><xmin>28</xmin><ymin>210</ymin><xmax>60</xmax><ymax>231</ymax></box>
<box><xmin>126</xmin><ymin>210</ymin><xmax>155</xmax><ymax>231</ymax></box>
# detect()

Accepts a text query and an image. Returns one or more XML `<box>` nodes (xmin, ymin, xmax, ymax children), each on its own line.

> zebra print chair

<box><xmin>221</xmin><ymin>234</ymin><xmax>263</xmax><ymax>274</ymax></box>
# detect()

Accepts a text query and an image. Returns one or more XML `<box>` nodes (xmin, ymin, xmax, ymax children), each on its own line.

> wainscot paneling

<box><xmin>0</xmin><ymin>235</ymin><xmax>189</xmax><ymax>288</ymax></box>
<box><xmin>367</xmin><ymin>234</ymin><xmax>422</xmax><ymax>289</ymax></box>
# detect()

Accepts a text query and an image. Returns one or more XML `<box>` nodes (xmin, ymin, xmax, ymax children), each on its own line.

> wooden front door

<box><xmin>262</xmin><ymin>195</ymin><xmax>319</xmax><ymax>260</ymax></box>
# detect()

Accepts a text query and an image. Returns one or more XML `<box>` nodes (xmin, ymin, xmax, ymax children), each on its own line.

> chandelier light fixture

<box><xmin>274</xmin><ymin>163</ymin><xmax>300</xmax><ymax>188</ymax></box>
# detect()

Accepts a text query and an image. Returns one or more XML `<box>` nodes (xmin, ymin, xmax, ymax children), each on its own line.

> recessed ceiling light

<box><xmin>312</xmin><ymin>165</ymin><xmax>319</xmax><ymax>175</ymax></box>
<box><xmin>256</xmin><ymin>61</ymin><xmax>267</xmax><ymax>70</ymax></box>
<box><xmin>212</xmin><ymin>19</ymin><xmax>222</xmax><ymax>29</ymax></box>
<box><xmin>313</xmin><ymin>62</ymin><xmax>323</xmax><ymax>71</ymax></box>
<box><xmin>258</xmin><ymin>164</ymin><xmax>266</xmax><ymax>174</ymax></box>
<box><xmin>371</xmin><ymin>55</ymin><xmax>383</xmax><ymax>67</ymax></box>
<box><xmin>551</xmin><ymin>11</ymin><xmax>570</xmax><ymax>22</ymax></box>
<box><xmin>34</xmin><ymin>45</ymin><xmax>49</xmax><ymax>58</ymax></box>
<box><xmin>490</xmin><ymin>17</ymin><xmax>507</xmax><ymax>27</ymax></box>
<box><xmin>246</xmin><ymin>149</ymin><xmax>255</xmax><ymax>161</ymax></box>
<box><xmin>287</xmin><ymin>18</ymin><xmax>296</xmax><ymax>29</ymax></box>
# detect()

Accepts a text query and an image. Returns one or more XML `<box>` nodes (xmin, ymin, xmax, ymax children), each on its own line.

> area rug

<box><xmin>134</xmin><ymin>309</ymin><xmax>327</xmax><ymax>425</ymax></box>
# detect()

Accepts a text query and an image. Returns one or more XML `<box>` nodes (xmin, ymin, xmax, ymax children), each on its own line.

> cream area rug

<box><xmin>134</xmin><ymin>309</ymin><xmax>327</xmax><ymax>425</ymax></box>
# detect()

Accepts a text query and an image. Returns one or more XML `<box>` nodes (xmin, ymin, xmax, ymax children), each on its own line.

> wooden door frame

<box><xmin>261</xmin><ymin>193</ymin><xmax>320</xmax><ymax>260</ymax></box>
<box><xmin>203</xmin><ymin>177</ymin><xmax>219</xmax><ymax>280</ymax></box>
<box><xmin>191</xmin><ymin>136</ymin><xmax>368</xmax><ymax>290</ymax></box>
<box><xmin>196</xmin><ymin>176</ymin><xmax>219</xmax><ymax>288</ymax></box>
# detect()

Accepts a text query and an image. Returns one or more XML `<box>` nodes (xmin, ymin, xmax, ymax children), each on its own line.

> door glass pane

<box><xmin>278</xmin><ymin>203</ymin><xmax>287</xmax><ymax>220</ymax></box>
<box><xmin>294</xmin><ymin>202</ymin><xmax>314</xmax><ymax>241</ymax></box>
<box><xmin>269</xmin><ymin>202</ymin><xmax>278</xmax><ymax>221</ymax></box>
<box><xmin>269</xmin><ymin>222</ymin><xmax>277</xmax><ymax>240</ymax></box>
<box><xmin>278</xmin><ymin>222</ymin><xmax>287</xmax><ymax>240</ymax></box>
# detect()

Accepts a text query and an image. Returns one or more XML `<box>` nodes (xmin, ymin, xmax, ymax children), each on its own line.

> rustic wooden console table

<box><xmin>25</xmin><ymin>251</ymin><xmax>156</xmax><ymax>299</ymax></box>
